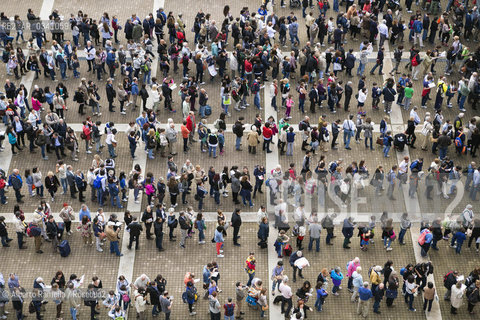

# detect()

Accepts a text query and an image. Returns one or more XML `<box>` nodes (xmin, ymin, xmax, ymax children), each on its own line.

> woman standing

<box><xmin>386</xmin><ymin>271</ymin><xmax>399</xmax><ymax>307</ymax></box>
<box><xmin>59</xmin><ymin>203</ymin><xmax>75</xmax><ymax>235</ymax></box>
<box><xmin>53</xmin><ymin>92</ymin><xmax>65</xmax><ymax>119</ymax></box>
<box><xmin>6</xmin><ymin>125</ymin><xmax>21</xmax><ymax>154</ymax></box>
<box><xmin>77</xmin><ymin>215</ymin><xmax>93</xmax><ymax>246</ymax></box>
<box><xmin>45</xmin><ymin>171</ymin><xmax>60</xmax><ymax>202</ymax></box>
<box><xmin>240</xmin><ymin>175</ymin><xmax>254</xmax><ymax>208</ymax></box>
<box><xmin>32</xmin><ymin>167</ymin><xmax>45</xmax><ymax>198</ymax></box>
<box><xmin>450</xmin><ymin>281</ymin><xmax>466</xmax><ymax>314</ymax></box>
<box><xmin>167</xmin><ymin>177</ymin><xmax>179</xmax><ymax>208</ymax></box>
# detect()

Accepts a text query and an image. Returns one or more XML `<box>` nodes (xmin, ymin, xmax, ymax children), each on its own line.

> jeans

<box><xmin>254</xmin><ymin>92</ymin><xmax>261</xmax><ymax>109</ymax></box>
<box><xmin>315</xmin><ymin>295</ymin><xmax>324</xmax><ymax>311</ymax></box>
<box><xmin>247</xmin><ymin>272</ymin><xmax>255</xmax><ymax>287</ymax></box>
<box><xmin>344</xmin><ymin>130</ymin><xmax>353</xmax><ymax>148</ymax></box>
<box><xmin>199</xmin><ymin>104</ymin><xmax>206</xmax><ymax>118</ymax></box>
<box><xmin>370</xmin><ymin>63</ymin><xmax>383</xmax><ymax>74</ymax></box>
<box><xmin>235</xmin><ymin>136</ymin><xmax>241</xmax><ymax>150</ymax></box>
<box><xmin>424</xmin><ymin>298</ymin><xmax>433</xmax><ymax>311</ymax></box>
<box><xmin>308</xmin><ymin>237</ymin><xmax>320</xmax><ymax>252</ymax></box>
<box><xmin>209</xmin><ymin>145</ymin><xmax>217</xmax><ymax>157</ymax></box>
<box><xmin>97</xmin><ymin>188</ymin><xmax>104</xmax><ymax>206</ymax></box>
<box><xmin>70</xmin><ymin>307</ymin><xmax>78</xmax><ymax>320</ymax></box>
<box><xmin>405</xmin><ymin>292</ymin><xmax>415</xmax><ymax>310</ymax></box>
<box><xmin>373</xmin><ymin>299</ymin><xmax>381</xmax><ymax>312</ymax></box>
<box><xmin>364</xmin><ymin>137</ymin><xmax>373</xmax><ymax>150</ymax></box>
<box><xmin>356</xmin><ymin>62</ymin><xmax>365</xmax><ymax>75</ymax></box>
<box><xmin>272</xmin><ymin>279</ymin><xmax>282</xmax><ymax>292</ymax></box>
<box><xmin>110</xmin><ymin>240</ymin><xmax>121</xmax><ymax>256</ymax></box>
<box><xmin>60</xmin><ymin>178</ymin><xmax>68</xmax><ymax>193</ymax></box>
<box><xmin>399</xmin><ymin>228</ymin><xmax>407</xmax><ymax>243</ymax></box>
<box><xmin>439</xmin><ymin>147</ymin><xmax>447</xmax><ymax>160</ymax></box>
<box><xmin>383</xmin><ymin>237</ymin><xmax>392</xmax><ymax>248</ymax></box>
<box><xmin>108</xmin><ymin>144</ymin><xmax>116</xmax><ymax>157</ymax></box>
<box><xmin>383</xmin><ymin>145</ymin><xmax>391</xmax><ymax>157</ymax></box>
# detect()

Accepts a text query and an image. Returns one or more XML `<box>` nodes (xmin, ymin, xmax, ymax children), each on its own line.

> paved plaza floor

<box><xmin>0</xmin><ymin>0</ymin><xmax>479</xmax><ymax>319</ymax></box>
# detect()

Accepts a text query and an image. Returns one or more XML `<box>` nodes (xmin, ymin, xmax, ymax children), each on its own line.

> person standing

<box><xmin>279</xmin><ymin>277</ymin><xmax>293</xmax><ymax>316</ymax></box>
<box><xmin>127</xmin><ymin>217</ymin><xmax>143</xmax><ymax>250</ymax></box>
<box><xmin>179</xmin><ymin>211</ymin><xmax>190</xmax><ymax>249</ymax></box>
<box><xmin>423</xmin><ymin>282</ymin><xmax>435</xmax><ymax>313</ymax></box>
<box><xmin>308</xmin><ymin>218</ymin><xmax>321</xmax><ymax>252</ymax></box>
<box><xmin>357</xmin><ymin>282</ymin><xmax>373</xmax><ymax>317</ymax></box>
<box><xmin>159</xmin><ymin>291</ymin><xmax>172</xmax><ymax>320</ymax></box>
<box><xmin>373</xmin><ymin>283</ymin><xmax>385</xmax><ymax>314</ymax></box>
<box><xmin>231</xmin><ymin>209</ymin><xmax>242</xmax><ymax>246</ymax></box>
<box><xmin>245</xmin><ymin>252</ymin><xmax>256</xmax><ymax>286</ymax></box>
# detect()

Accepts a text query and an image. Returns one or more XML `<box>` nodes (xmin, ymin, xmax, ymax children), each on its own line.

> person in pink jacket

<box><xmin>31</xmin><ymin>95</ymin><xmax>42</xmax><ymax>111</ymax></box>
<box><xmin>347</xmin><ymin>257</ymin><xmax>361</xmax><ymax>292</ymax></box>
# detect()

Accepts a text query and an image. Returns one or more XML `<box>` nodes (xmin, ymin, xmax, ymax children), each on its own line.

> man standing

<box><xmin>179</xmin><ymin>211</ymin><xmax>190</xmax><ymax>249</ymax></box>
<box><xmin>106</xmin><ymin>78</ymin><xmax>116</xmax><ymax>112</ymax></box>
<box><xmin>231</xmin><ymin>209</ymin><xmax>242</xmax><ymax>246</ymax></box>
<box><xmin>308</xmin><ymin>218</ymin><xmax>321</xmax><ymax>252</ymax></box>
<box><xmin>154</xmin><ymin>214</ymin><xmax>165</xmax><ymax>252</ymax></box>
<box><xmin>279</xmin><ymin>277</ymin><xmax>293</xmax><ymax>316</ymax></box>
<box><xmin>387</xmin><ymin>165</ymin><xmax>398</xmax><ymax>200</ymax></box>
<box><xmin>289</xmin><ymin>250</ymin><xmax>304</xmax><ymax>282</ymax></box>
<box><xmin>159</xmin><ymin>291</ymin><xmax>172</xmax><ymax>320</ymax></box>
<box><xmin>357</xmin><ymin>282</ymin><xmax>373</xmax><ymax>318</ymax></box>
<box><xmin>127</xmin><ymin>217</ymin><xmax>143</xmax><ymax>250</ymax></box>
<box><xmin>106</xmin><ymin>221</ymin><xmax>123</xmax><ymax>257</ymax></box>
<box><xmin>8</xmin><ymin>169</ymin><xmax>23</xmax><ymax>203</ymax></box>
<box><xmin>373</xmin><ymin>283</ymin><xmax>385</xmax><ymax>314</ymax></box>
<box><xmin>233</xmin><ymin>117</ymin><xmax>245</xmax><ymax>151</ymax></box>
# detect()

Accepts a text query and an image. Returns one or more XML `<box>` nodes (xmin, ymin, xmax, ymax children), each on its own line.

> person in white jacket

<box><xmin>151</xmin><ymin>85</ymin><xmax>161</xmax><ymax>113</ymax></box>
<box><xmin>229</xmin><ymin>51</ymin><xmax>238</xmax><ymax>78</ymax></box>
<box><xmin>134</xmin><ymin>288</ymin><xmax>147</xmax><ymax>319</ymax></box>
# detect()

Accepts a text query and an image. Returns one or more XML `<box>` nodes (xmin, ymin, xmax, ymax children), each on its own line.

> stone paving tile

<box><xmin>143</xmin><ymin>132</ymin><xmax>266</xmax><ymax>213</ymax></box>
<box><xmin>1</xmin><ymin>222</ymin><xmax>122</xmax><ymax>319</ymax></box>
<box><xmin>130</xmin><ymin>221</ymin><xmax>269</xmax><ymax>319</ymax></box>
<box><xmin>5</xmin><ymin>132</ymin><xmax>133</xmax><ymax>213</ymax></box>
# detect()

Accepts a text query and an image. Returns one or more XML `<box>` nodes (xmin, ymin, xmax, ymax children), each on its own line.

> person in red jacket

<box><xmin>186</xmin><ymin>111</ymin><xmax>196</xmax><ymax>143</ymax></box>
<box><xmin>262</xmin><ymin>122</ymin><xmax>273</xmax><ymax>153</ymax></box>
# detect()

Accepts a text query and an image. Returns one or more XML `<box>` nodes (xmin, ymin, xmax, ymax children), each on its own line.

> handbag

<box><xmin>262</xmin><ymin>305</ymin><xmax>269</xmax><ymax>311</ymax></box>
<box><xmin>376</xmin><ymin>137</ymin><xmax>383</xmax><ymax>145</ymax></box>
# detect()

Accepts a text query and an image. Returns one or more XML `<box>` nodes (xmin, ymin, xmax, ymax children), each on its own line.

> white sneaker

<box><xmin>87</xmin><ymin>151</ymin><xmax>92</xmax><ymax>154</ymax></box>
<box><xmin>217</xmin><ymin>254</ymin><xmax>224</xmax><ymax>258</ymax></box>
<box><xmin>121</xmin><ymin>111</ymin><xmax>126</xmax><ymax>115</ymax></box>
<box><xmin>386</xmin><ymin>247</ymin><xmax>393</xmax><ymax>251</ymax></box>
<box><xmin>98</xmin><ymin>113</ymin><xmax>102</xmax><ymax>116</ymax></box>
<box><xmin>97</xmin><ymin>248</ymin><xmax>103</xmax><ymax>252</ymax></box>
<box><xmin>190</xmin><ymin>312</ymin><xmax>196</xmax><ymax>316</ymax></box>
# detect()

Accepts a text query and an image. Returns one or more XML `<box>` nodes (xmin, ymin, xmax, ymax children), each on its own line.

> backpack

<box><xmin>182</xmin><ymin>291</ymin><xmax>188</xmax><ymax>303</ymax></box>
<box><xmin>204</xmin><ymin>105</ymin><xmax>212</xmax><ymax>116</ymax></box>
<box><xmin>224</xmin><ymin>303</ymin><xmax>235</xmax><ymax>316</ymax></box>
<box><xmin>418</xmin><ymin>229</ymin><xmax>428</xmax><ymax>245</ymax></box>
<box><xmin>299</xmin><ymin>121</ymin><xmax>308</xmax><ymax>131</ymax></box>
<box><xmin>328</xmin><ymin>161</ymin><xmax>337</xmax><ymax>174</ymax></box>
<box><xmin>283</xmin><ymin>244</ymin><xmax>292</xmax><ymax>256</ymax></box>
<box><xmin>368</xmin><ymin>266</ymin><xmax>375</xmax><ymax>278</ymax></box>
<box><xmin>93</xmin><ymin>176</ymin><xmax>103</xmax><ymax>189</ymax></box>
<box><xmin>414</xmin><ymin>21</ymin><xmax>422</xmax><ymax>33</ymax></box>
<box><xmin>455</xmin><ymin>135</ymin><xmax>463</xmax><ymax>147</ymax></box>
<box><xmin>411</xmin><ymin>55</ymin><xmax>419</xmax><ymax>66</ymax></box>
<box><xmin>27</xmin><ymin>223</ymin><xmax>41</xmax><ymax>237</ymax></box>
<box><xmin>443</xmin><ymin>271</ymin><xmax>454</xmax><ymax>285</ymax></box>
<box><xmin>400</xmin><ymin>267</ymin><xmax>406</xmax><ymax>276</ymax></box>
<box><xmin>346</xmin><ymin>260</ymin><xmax>352</xmax><ymax>271</ymax></box>
<box><xmin>410</xmin><ymin>160</ymin><xmax>419</xmax><ymax>172</ymax></box>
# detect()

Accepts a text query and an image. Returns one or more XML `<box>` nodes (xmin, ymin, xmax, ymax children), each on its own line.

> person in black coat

<box><xmin>345</xmin><ymin>49</ymin><xmax>356</xmax><ymax>76</ymax></box>
<box><xmin>141</xmin><ymin>206</ymin><xmax>154</xmax><ymax>240</ymax></box>
<box><xmin>147</xmin><ymin>281</ymin><xmax>161</xmax><ymax>316</ymax></box>
<box><xmin>373</xmin><ymin>283</ymin><xmax>385</xmax><ymax>314</ymax></box>
<box><xmin>127</xmin><ymin>216</ymin><xmax>143</xmax><ymax>250</ymax></box>
<box><xmin>44</xmin><ymin>172</ymin><xmax>60</xmax><ymax>201</ymax></box>
<box><xmin>154</xmin><ymin>216</ymin><xmax>165</xmax><ymax>251</ymax></box>
<box><xmin>257</xmin><ymin>217</ymin><xmax>269</xmax><ymax>247</ymax></box>
<box><xmin>105</xmin><ymin>79</ymin><xmax>116</xmax><ymax>112</ymax></box>
<box><xmin>231</xmin><ymin>208</ymin><xmax>242</xmax><ymax>246</ymax></box>
<box><xmin>344</xmin><ymin>81</ymin><xmax>353</xmax><ymax>112</ymax></box>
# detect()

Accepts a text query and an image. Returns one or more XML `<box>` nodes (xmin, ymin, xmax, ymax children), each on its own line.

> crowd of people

<box><xmin>0</xmin><ymin>0</ymin><xmax>480</xmax><ymax>319</ymax></box>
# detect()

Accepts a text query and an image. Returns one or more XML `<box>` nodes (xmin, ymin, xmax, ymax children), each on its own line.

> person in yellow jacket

<box><xmin>370</xmin><ymin>265</ymin><xmax>383</xmax><ymax>293</ymax></box>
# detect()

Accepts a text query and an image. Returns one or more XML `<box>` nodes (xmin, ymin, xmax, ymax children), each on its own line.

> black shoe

<box><xmin>234</xmin><ymin>243</ymin><xmax>241</xmax><ymax>247</ymax></box>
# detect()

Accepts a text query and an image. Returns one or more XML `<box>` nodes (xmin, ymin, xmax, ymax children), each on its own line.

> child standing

<box><xmin>315</xmin><ymin>280</ymin><xmax>328</xmax><ymax>311</ymax></box>
<box><xmin>293</xmin><ymin>224</ymin><xmax>306</xmax><ymax>250</ymax></box>
<box><xmin>214</xmin><ymin>225</ymin><xmax>225</xmax><ymax>258</ymax></box>
<box><xmin>77</xmin><ymin>215</ymin><xmax>93</xmax><ymax>246</ymax></box>
<box><xmin>119</xmin><ymin>171</ymin><xmax>128</xmax><ymax>202</ymax></box>
<box><xmin>446</xmin><ymin>80</ymin><xmax>457</xmax><ymax>108</ymax></box>
<box><xmin>404</xmin><ymin>82</ymin><xmax>414</xmax><ymax>110</ymax></box>
<box><xmin>285</xmin><ymin>94</ymin><xmax>293</xmax><ymax>119</ymax></box>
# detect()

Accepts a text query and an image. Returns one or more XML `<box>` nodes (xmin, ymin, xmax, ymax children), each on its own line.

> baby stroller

<box><xmin>290</xmin><ymin>0</ymin><xmax>301</xmax><ymax>8</ymax></box>
<box><xmin>394</xmin><ymin>133</ymin><xmax>407</xmax><ymax>152</ymax></box>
